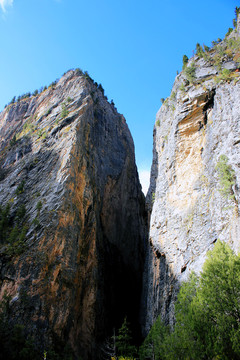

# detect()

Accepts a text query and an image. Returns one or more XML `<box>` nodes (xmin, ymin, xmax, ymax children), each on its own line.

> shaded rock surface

<box><xmin>144</xmin><ymin>26</ymin><xmax>240</xmax><ymax>333</ymax></box>
<box><xmin>0</xmin><ymin>70</ymin><xmax>147</xmax><ymax>359</ymax></box>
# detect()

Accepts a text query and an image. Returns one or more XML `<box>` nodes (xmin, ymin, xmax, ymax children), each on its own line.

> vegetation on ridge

<box><xmin>160</xmin><ymin>6</ymin><xmax>240</xmax><ymax>105</ymax></box>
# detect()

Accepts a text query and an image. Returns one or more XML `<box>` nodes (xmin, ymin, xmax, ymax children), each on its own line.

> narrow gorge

<box><xmin>0</xmin><ymin>12</ymin><xmax>240</xmax><ymax>360</ymax></box>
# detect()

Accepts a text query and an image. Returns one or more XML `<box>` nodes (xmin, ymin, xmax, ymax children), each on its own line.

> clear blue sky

<box><xmin>0</xmin><ymin>0</ymin><xmax>237</xmax><ymax>192</ymax></box>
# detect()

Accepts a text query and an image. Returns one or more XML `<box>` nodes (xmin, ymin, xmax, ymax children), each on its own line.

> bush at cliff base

<box><xmin>140</xmin><ymin>240</ymin><xmax>240</xmax><ymax>360</ymax></box>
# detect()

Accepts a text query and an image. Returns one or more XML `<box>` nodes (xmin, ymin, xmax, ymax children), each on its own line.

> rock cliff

<box><xmin>0</xmin><ymin>70</ymin><xmax>147</xmax><ymax>358</ymax></box>
<box><xmin>144</xmin><ymin>22</ymin><xmax>240</xmax><ymax>332</ymax></box>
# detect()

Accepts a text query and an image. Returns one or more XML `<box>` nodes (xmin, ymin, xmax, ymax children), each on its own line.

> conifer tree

<box><xmin>116</xmin><ymin>317</ymin><xmax>136</xmax><ymax>358</ymax></box>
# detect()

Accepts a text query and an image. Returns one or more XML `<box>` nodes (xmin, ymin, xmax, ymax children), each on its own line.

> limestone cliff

<box><xmin>0</xmin><ymin>70</ymin><xmax>147</xmax><ymax>358</ymax></box>
<box><xmin>144</xmin><ymin>21</ymin><xmax>240</xmax><ymax>332</ymax></box>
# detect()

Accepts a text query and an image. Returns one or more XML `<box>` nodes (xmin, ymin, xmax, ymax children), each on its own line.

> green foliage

<box><xmin>160</xmin><ymin>98</ymin><xmax>165</xmax><ymax>104</ymax></box>
<box><xmin>139</xmin><ymin>317</ymin><xmax>170</xmax><ymax>360</ymax></box>
<box><xmin>23</xmin><ymin>121</ymin><xmax>36</xmax><ymax>134</ymax></box>
<box><xmin>32</xmin><ymin>217</ymin><xmax>40</xmax><ymax>228</ymax></box>
<box><xmin>196</xmin><ymin>43</ymin><xmax>204</xmax><ymax>57</ymax></box>
<box><xmin>0</xmin><ymin>295</ymin><xmax>39</xmax><ymax>360</ymax></box>
<box><xmin>182</xmin><ymin>55</ymin><xmax>188</xmax><ymax>70</ymax></box>
<box><xmin>6</xmin><ymin>224</ymin><xmax>28</xmax><ymax>256</ymax></box>
<box><xmin>84</xmin><ymin>71</ymin><xmax>93</xmax><ymax>82</ymax></box>
<box><xmin>0</xmin><ymin>203</ymin><xmax>11</xmax><ymax>243</ymax></box>
<box><xmin>216</xmin><ymin>44</ymin><xmax>225</xmax><ymax>57</ymax></box>
<box><xmin>179</xmin><ymin>82</ymin><xmax>185</xmax><ymax>92</ymax></box>
<box><xmin>10</xmin><ymin>134</ymin><xmax>17</xmax><ymax>147</ymax></box>
<box><xmin>233</xmin><ymin>6</ymin><xmax>240</xmax><ymax>28</ymax></box>
<box><xmin>215</xmin><ymin>68</ymin><xmax>232</xmax><ymax>83</ymax></box>
<box><xmin>16</xmin><ymin>180</ymin><xmax>25</xmax><ymax>195</ymax></box>
<box><xmin>203</xmin><ymin>44</ymin><xmax>210</xmax><ymax>52</ymax></box>
<box><xmin>215</xmin><ymin>154</ymin><xmax>235</xmax><ymax>199</ymax></box>
<box><xmin>75</xmin><ymin>67</ymin><xmax>83</xmax><ymax>75</ymax></box>
<box><xmin>10</xmin><ymin>96</ymin><xmax>16</xmax><ymax>104</ymax></box>
<box><xmin>36</xmin><ymin>200</ymin><xmax>42</xmax><ymax>212</ymax></box>
<box><xmin>116</xmin><ymin>318</ymin><xmax>136</xmax><ymax>358</ymax></box>
<box><xmin>98</xmin><ymin>83</ymin><xmax>105</xmax><ymax>95</ymax></box>
<box><xmin>226</xmin><ymin>37</ymin><xmax>240</xmax><ymax>54</ymax></box>
<box><xmin>49</xmin><ymin>80</ymin><xmax>58</xmax><ymax>89</ymax></box>
<box><xmin>212</xmin><ymin>38</ymin><xmax>222</xmax><ymax>48</ymax></box>
<box><xmin>0</xmin><ymin>296</ymin><xmax>74</xmax><ymax>360</ymax></box>
<box><xmin>0</xmin><ymin>202</ymin><xmax>28</xmax><ymax>256</ymax></box>
<box><xmin>140</xmin><ymin>241</ymin><xmax>240</xmax><ymax>360</ymax></box>
<box><xmin>170</xmin><ymin>91</ymin><xmax>176</xmax><ymax>101</ymax></box>
<box><xmin>226</xmin><ymin>27</ymin><xmax>233</xmax><ymax>37</ymax></box>
<box><xmin>156</xmin><ymin>119</ymin><xmax>160</xmax><ymax>127</ymax></box>
<box><xmin>184</xmin><ymin>62</ymin><xmax>196</xmax><ymax>83</ymax></box>
<box><xmin>61</xmin><ymin>103</ymin><xmax>69</xmax><ymax>119</ymax></box>
<box><xmin>152</xmin><ymin>192</ymin><xmax>155</xmax><ymax>203</ymax></box>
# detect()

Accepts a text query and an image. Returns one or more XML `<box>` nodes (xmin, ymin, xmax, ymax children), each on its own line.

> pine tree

<box><xmin>116</xmin><ymin>318</ymin><xmax>136</xmax><ymax>358</ymax></box>
<box><xmin>182</xmin><ymin>55</ymin><xmax>188</xmax><ymax>70</ymax></box>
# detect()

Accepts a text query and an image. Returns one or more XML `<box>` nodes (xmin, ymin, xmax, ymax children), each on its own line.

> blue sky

<box><xmin>0</xmin><ymin>0</ymin><xmax>237</xmax><ymax>193</ymax></box>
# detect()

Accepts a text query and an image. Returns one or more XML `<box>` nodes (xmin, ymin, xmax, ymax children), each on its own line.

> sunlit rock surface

<box><xmin>0</xmin><ymin>70</ymin><xmax>147</xmax><ymax>359</ymax></box>
<box><xmin>144</xmin><ymin>27</ymin><xmax>240</xmax><ymax>332</ymax></box>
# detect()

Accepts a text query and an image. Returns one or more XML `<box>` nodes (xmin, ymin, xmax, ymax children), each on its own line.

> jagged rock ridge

<box><xmin>0</xmin><ymin>70</ymin><xmax>147</xmax><ymax>359</ymax></box>
<box><xmin>144</xmin><ymin>19</ymin><xmax>240</xmax><ymax>332</ymax></box>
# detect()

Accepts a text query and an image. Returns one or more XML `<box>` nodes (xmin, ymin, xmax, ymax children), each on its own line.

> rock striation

<box><xmin>144</xmin><ymin>24</ymin><xmax>240</xmax><ymax>332</ymax></box>
<box><xmin>0</xmin><ymin>70</ymin><xmax>147</xmax><ymax>359</ymax></box>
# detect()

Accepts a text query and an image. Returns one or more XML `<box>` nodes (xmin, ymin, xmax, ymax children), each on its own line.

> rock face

<box><xmin>144</xmin><ymin>27</ymin><xmax>240</xmax><ymax>332</ymax></box>
<box><xmin>0</xmin><ymin>70</ymin><xmax>147</xmax><ymax>358</ymax></box>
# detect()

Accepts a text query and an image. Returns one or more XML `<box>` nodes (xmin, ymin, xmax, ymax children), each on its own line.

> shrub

<box><xmin>139</xmin><ymin>317</ymin><xmax>169</xmax><ymax>360</ymax></box>
<box><xmin>10</xmin><ymin>96</ymin><xmax>16</xmax><ymax>104</ymax></box>
<box><xmin>75</xmin><ymin>68</ymin><xmax>83</xmax><ymax>75</ymax></box>
<box><xmin>196</xmin><ymin>43</ymin><xmax>204</xmax><ymax>57</ymax></box>
<box><xmin>10</xmin><ymin>135</ymin><xmax>17</xmax><ymax>147</ymax></box>
<box><xmin>203</xmin><ymin>44</ymin><xmax>210</xmax><ymax>52</ymax></box>
<box><xmin>61</xmin><ymin>103</ymin><xmax>69</xmax><ymax>119</ymax></box>
<box><xmin>16</xmin><ymin>181</ymin><xmax>25</xmax><ymax>196</ymax></box>
<box><xmin>215</xmin><ymin>154</ymin><xmax>235</xmax><ymax>199</ymax></box>
<box><xmin>182</xmin><ymin>55</ymin><xmax>189</xmax><ymax>70</ymax></box>
<box><xmin>233</xmin><ymin>6</ymin><xmax>240</xmax><ymax>28</ymax></box>
<box><xmin>179</xmin><ymin>82</ymin><xmax>185</xmax><ymax>92</ymax></box>
<box><xmin>216</xmin><ymin>68</ymin><xmax>232</xmax><ymax>83</ymax></box>
<box><xmin>36</xmin><ymin>200</ymin><xmax>42</xmax><ymax>212</ymax></box>
<box><xmin>0</xmin><ymin>202</ymin><xmax>29</xmax><ymax>256</ymax></box>
<box><xmin>184</xmin><ymin>63</ymin><xmax>196</xmax><ymax>83</ymax></box>
<box><xmin>226</xmin><ymin>27</ymin><xmax>233</xmax><ymax>37</ymax></box>
<box><xmin>98</xmin><ymin>83</ymin><xmax>105</xmax><ymax>95</ymax></box>
<box><xmin>0</xmin><ymin>203</ymin><xmax>11</xmax><ymax>244</ymax></box>
<box><xmin>16</xmin><ymin>204</ymin><xmax>26</xmax><ymax>222</ymax></box>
